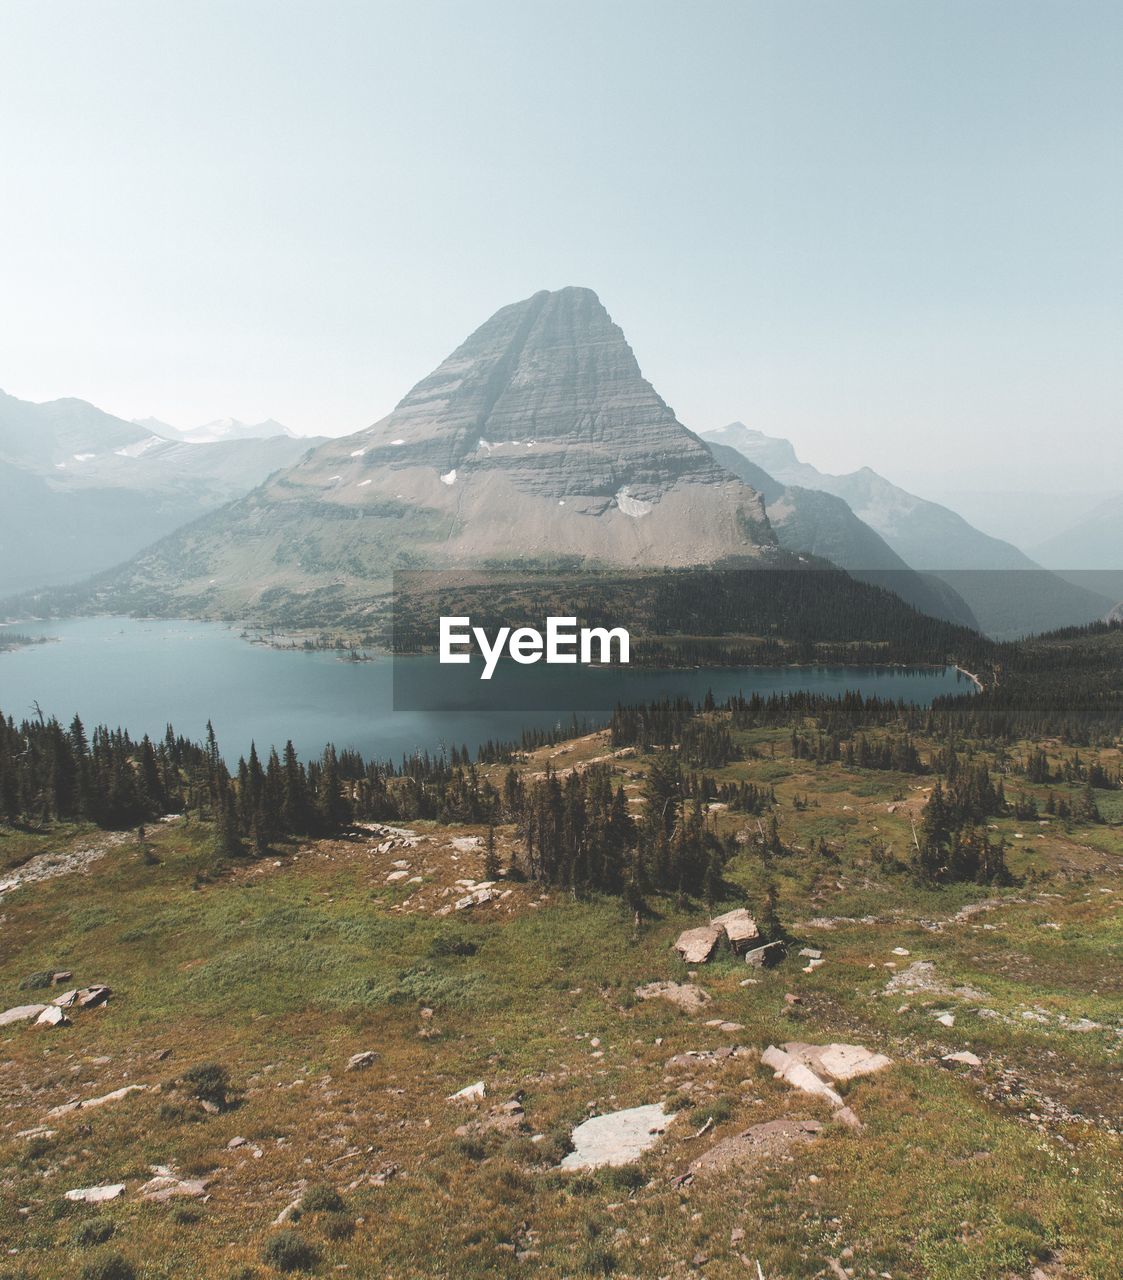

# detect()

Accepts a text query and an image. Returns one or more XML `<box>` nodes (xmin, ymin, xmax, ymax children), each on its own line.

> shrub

<box><xmin>181</xmin><ymin>1063</ymin><xmax>237</xmax><ymax>1111</ymax></box>
<box><xmin>701</xmin><ymin>1095</ymin><xmax>734</xmax><ymax>1125</ymax></box>
<box><xmin>171</xmin><ymin>1205</ymin><xmax>201</xmax><ymax>1225</ymax></box>
<box><xmin>71</xmin><ymin>1218</ymin><xmax>115</xmax><ymax>1247</ymax></box>
<box><xmin>299</xmin><ymin>1184</ymin><xmax>345</xmax><ymax>1214</ymax></box>
<box><xmin>19</xmin><ymin>971</ymin><xmax>56</xmax><ymax>990</ymax></box>
<box><xmin>261</xmin><ymin>1231</ymin><xmax>319</xmax><ymax>1273</ymax></box>
<box><xmin>78</xmin><ymin>1254</ymin><xmax>136</xmax><ymax>1280</ymax></box>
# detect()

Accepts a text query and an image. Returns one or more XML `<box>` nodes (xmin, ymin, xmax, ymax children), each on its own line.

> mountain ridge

<box><xmin>0</xmin><ymin>390</ymin><xmax>321</xmax><ymax>594</ymax></box>
<box><xmin>703</xmin><ymin>422</ymin><xmax>1113</xmax><ymax>636</ymax></box>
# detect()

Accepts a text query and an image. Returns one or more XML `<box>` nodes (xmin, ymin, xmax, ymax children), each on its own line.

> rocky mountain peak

<box><xmin>258</xmin><ymin>287</ymin><xmax>775</xmax><ymax>568</ymax></box>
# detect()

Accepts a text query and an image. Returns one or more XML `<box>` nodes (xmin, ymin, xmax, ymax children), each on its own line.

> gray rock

<box><xmin>744</xmin><ymin>941</ymin><xmax>785</xmax><ymax>969</ymax></box>
<box><xmin>710</xmin><ymin>908</ymin><xmax>760</xmax><ymax>952</ymax></box>
<box><xmin>673</xmin><ymin>926</ymin><xmax>723</xmax><ymax>965</ymax></box>
<box><xmin>346</xmin><ymin>1051</ymin><xmax>379</xmax><ymax>1072</ymax></box>
<box><xmin>0</xmin><ymin>1003</ymin><xmax>47</xmax><ymax>1027</ymax></box>
<box><xmin>560</xmin><ymin>1103</ymin><xmax>674</xmax><ymax>1170</ymax></box>
<box><xmin>139</xmin><ymin>1166</ymin><xmax>210</xmax><ymax>1201</ymax></box>
<box><xmin>65</xmin><ymin>1183</ymin><xmax>125</xmax><ymax>1204</ymax></box>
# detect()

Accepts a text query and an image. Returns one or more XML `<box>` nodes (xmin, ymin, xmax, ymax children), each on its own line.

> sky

<box><xmin>1</xmin><ymin>0</ymin><xmax>1120</xmax><ymax>493</ymax></box>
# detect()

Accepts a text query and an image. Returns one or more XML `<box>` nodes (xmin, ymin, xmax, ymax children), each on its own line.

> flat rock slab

<box><xmin>635</xmin><ymin>981</ymin><xmax>711</xmax><ymax>1014</ymax></box>
<box><xmin>47</xmin><ymin>1083</ymin><xmax>147</xmax><ymax>1118</ymax></box>
<box><xmin>710</xmin><ymin>908</ymin><xmax>759</xmax><ymax>951</ymax></box>
<box><xmin>140</xmin><ymin>1166</ymin><xmax>210</xmax><ymax>1201</ymax></box>
<box><xmin>0</xmin><ymin>1004</ymin><xmax>47</xmax><ymax>1027</ymax></box>
<box><xmin>66</xmin><ymin>1183</ymin><xmax>125</xmax><ymax>1204</ymax></box>
<box><xmin>761</xmin><ymin>1046</ymin><xmax>844</xmax><ymax>1108</ymax></box>
<box><xmin>781</xmin><ymin>1042</ymin><xmax>893</xmax><ymax>1083</ymax></box>
<box><xmin>690</xmin><ymin>1119</ymin><xmax>823</xmax><ymax>1176</ymax></box>
<box><xmin>560</xmin><ymin>1103</ymin><xmax>674</xmax><ymax>1170</ymax></box>
<box><xmin>447</xmin><ymin>1081</ymin><xmax>486</xmax><ymax>1103</ymax></box>
<box><xmin>673</xmin><ymin>926</ymin><xmax>723</xmax><ymax>964</ymax></box>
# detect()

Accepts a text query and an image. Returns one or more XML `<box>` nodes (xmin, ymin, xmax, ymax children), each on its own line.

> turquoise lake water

<box><xmin>0</xmin><ymin>617</ymin><xmax>974</xmax><ymax>764</ymax></box>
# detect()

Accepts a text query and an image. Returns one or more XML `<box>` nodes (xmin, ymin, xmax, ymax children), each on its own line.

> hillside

<box><xmin>0</xmin><ymin>668</ymin><xmax>1120</xmax><ymax>1278</ymax></box>
<box><xmin>0</xmin><ymin>391</ymin><xmax>320</xmax><ymax>594</ymax></box>
<box><xmin>706</xmin><ymin>441</ymin><xmax>978</xmax><ymax>628</ymax></box>
<box><xmin>703</xmin><ymin>424</ymin><xmax>1113</xmax><ymax>637</ymax></box>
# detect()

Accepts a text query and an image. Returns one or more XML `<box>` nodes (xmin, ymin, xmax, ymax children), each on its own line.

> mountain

<box><xmin>706</xmin><ymin>440</ymin><xmax>978</xmax><ymax>628</ymax></box>
<box><xmin>0</xmin><ymin>390</ymin><xmax>320</xmax><ymax>594</ymax></box>
<box><xmin>138</xmin><ymin>416</ymin><xmax>298</xmax><ymax>445</ymax></box>
<box><xmin>1031</xmin><ymin>492</ymin><xmax>1123</xmax><ymax>571</ymax></box>
<box><xmin>922</xmin><ymin>487</ymin><xmax>1117</xmax><ymax>554</ymax></box>
<box><xmin>86</xmin><ymin>288</ymin><xmax>780</xmax><ymax>620</ymax></box>
<box><xmin>703</xmin><ymin>423</ymin><xmax>1113</xmax><ymax>637</ymax></box>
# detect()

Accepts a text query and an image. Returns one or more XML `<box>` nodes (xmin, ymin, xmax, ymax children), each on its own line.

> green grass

<box><xmin>1</xmin><ymin>730</ymin><xmax>1121</xmax><ymax>1278</ymax></box>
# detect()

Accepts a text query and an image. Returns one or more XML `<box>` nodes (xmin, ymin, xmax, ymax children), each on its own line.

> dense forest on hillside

<box><xmin>390</xmin><ymin>567</ymin><xmax>991</xmax><ymax>667</ymax></box>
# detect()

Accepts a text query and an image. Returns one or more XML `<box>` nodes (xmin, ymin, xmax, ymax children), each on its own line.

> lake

<box><xmin>0</xmin><ymin>617</ymin><xmax>975</xmax><ymax>765</ymax></box>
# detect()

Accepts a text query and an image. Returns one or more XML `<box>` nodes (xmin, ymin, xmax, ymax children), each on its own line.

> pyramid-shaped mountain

<box><xmin>93</xmin><ymin>288</ymin><xmax>777</xmax><ymax>618</ymax></box>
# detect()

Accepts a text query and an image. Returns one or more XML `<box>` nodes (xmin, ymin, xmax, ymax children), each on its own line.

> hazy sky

<box><xmin>2</xmin><ymin>1</ymin><xmax>1120</xmax><ymax>492</ymax></box>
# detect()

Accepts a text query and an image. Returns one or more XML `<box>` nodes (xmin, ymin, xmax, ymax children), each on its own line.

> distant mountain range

<box><xmin>3</xmin><ymin>291</ymin><xmax>1115</xmax><ymax>640</ymax></box>
<box><xmin>705</xmin><ymin>440</ymin><xmax>978</xmax><ymax>628</ymax></box>
<box><xmin>133</xmin><ymin>416</ymin><xmax>299</xmax><ymax>445</ymax></box>
<box><xmin>701</xmin><ymin>423</ymin><xmax>1113</xmax><ymax>637</ymax></box>
<box><xmin>1031</xmin><ymin>492</ymin><xmax>1123</xmax><ymax>570</ymax></box>
<box><xmin>0</xmin><ymin>390</ymin><xmax>320</xmax><ymax>594</ymax></box>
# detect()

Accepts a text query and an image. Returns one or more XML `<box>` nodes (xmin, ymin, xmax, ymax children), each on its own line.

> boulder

<box><xmin>761</xmin><ymin>1045</ymin><xmax>844</xmax><ymax>1108</ymax></box>
<box><xmin>65</xmin><ymin>1183</ymin><xmax>125</xmax><ymax>1204</ymax></box>
<box><xmin>744</xmin><ymin>941</ymin><xmax>785</xmax><ymax>969</ymax></box>
<box><xmin>780</xmin><ymin>1042</ymin><xmax>892</xmax><ymax>1083</ymax></box>
<box><xmin>139</xmin><ymin>1166</ymin><xmax>210</xmax><ymax>1201</ymax></box>
<box><xmin>710</xmin><ymin>908</ymin><xmax>759</xmax><ymax>952</ymax></box>
<box><xmin>346</xmin><ymin>1051</ymin><xmax>379</xmax><ymax>1072</ymax></box>
<box><xmin>673</xmin><ymin>925</ymin><xmax>723</xmax><ymax>964</ymax></box>
<box><xmin>560</xmin><ymin>1103</ymin><xmax>674</xmax><ymax>1170</ymax></box>
<box><xmin>35</xmin><ymin>1005</ymin><xmax>69</xmax><ymax>1028</ymax></box>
